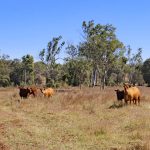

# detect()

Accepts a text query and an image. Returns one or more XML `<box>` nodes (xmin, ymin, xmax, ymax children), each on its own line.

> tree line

<box><xmin>0</xmin><ymin>20</ymin><xmax>150</xmax><ymax>88</ymax></box>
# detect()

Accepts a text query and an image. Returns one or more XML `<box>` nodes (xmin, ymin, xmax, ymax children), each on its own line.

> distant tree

<box><xmin>107</xmin><ymin>48</ymin><xmax>127</xmax><ymax>85</ymax></box>
<box><xmin>65</xmin><ymin>44</ymin><xmax>78</xmax><ymax>61</ymax></box>
<box><xmin>39</xmin><ymin>36</ymin><xmax>65</xmax><ymax>87</ymax></box>
<box><xmin>142</xmin><ymin>58</ymin><xmax>150</xmax><ymax>86</ymax></box>
<box><xmin>34</xmin><ymin>61</ymin><xmax>46</xmax><ymax>85</ymax></box>
<box><xmin>130</xmin><ymin>48</ymin><xmax>144</xmax><ymax>85</ymax></box>
<box><xmin>63</xmin><ymin>58</ymin><xmax>90</xmax><ymax>87</ymax></box>
<box><xmin>39</xmin><ymin>36</ymin><xmax>65</xmax><ymax>66</ymax></box>
<box><xmin>22</xmin><ymin>54</ymin><xmax>34</xmax><ymax>85</ymax></box>
<box><xmin>10</xmin><ymin>59</ymin><xmax>22</xmax><ymax>85</ymax></box>
<box><xmin>64</xmin><ymin>43</ymin><xmax>91</xmax><ymax>87</ymax></box>
<box><xmin>126</xmin><ymin>47</ymin><xmax>144</xmax><ymax>85</ymax></box>
<box><xmin>0</xmin><ymin>54</ymin><xmax>11</xmax><ymax>87</ymax></box>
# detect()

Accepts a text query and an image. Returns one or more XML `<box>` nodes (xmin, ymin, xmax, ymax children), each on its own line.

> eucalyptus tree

<box><xmin>79</xmin><ymin>20</ymin><xmax>124</xmax><ymax>89</ymax></box>
<box><xmin>39</xmin><ymin>36</ymin><xmax>65</xmax><ymax>87</ymax></box>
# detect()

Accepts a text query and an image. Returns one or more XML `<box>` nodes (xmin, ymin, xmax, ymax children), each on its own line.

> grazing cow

<box><xmin>18</xmin><ymin>87</ymin><xmax>31</xmax><ymax>99</ymax></box>
<box><xmin>40</xmin><ymin>88</ymin><xmax>54</xmax><ymax>98</ymax></box>
<box><xmin>123</xmin><ymin>83</ymin><xmax>141</xmax><ymax>105</ymax></box>
<box><xmin>115</xmin><ymin>89</ymin><xmax>124</xmax><ymax>101</ymax></box>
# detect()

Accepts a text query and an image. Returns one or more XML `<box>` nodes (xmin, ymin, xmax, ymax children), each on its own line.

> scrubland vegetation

<box><xmin>0</xmin><ymin>86</ymin><xmax>150</xmax><ymax>150</ymax></box>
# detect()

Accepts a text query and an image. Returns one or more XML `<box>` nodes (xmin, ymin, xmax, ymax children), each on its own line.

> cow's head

<box><xmin>115</xmin><ymin>89</ymin><xmax>124</xmax><ymax>101</ymax></box>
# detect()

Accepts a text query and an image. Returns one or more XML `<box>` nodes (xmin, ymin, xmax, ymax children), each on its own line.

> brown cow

<box><xmin>123</xmin><ymin>83</ymin><xmax>141</xmax><ymax>105</ymax></box>
<box><xmin>40</xmin><ymin>88</ymin><xmax>54</xmax><ymax>98</ymax></box>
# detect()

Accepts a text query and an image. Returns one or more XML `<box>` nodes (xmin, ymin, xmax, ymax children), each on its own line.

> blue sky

<box><xmin>0</xmin><ymin>0</ymin><xmax>149</xmax><ymax>62</ymax></box>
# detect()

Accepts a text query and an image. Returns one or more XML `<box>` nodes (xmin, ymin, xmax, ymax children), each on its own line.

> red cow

<box><xmin>28</xmin><ymin>86</ymin><xmax>38</xmax><ymax>97</ymax></box>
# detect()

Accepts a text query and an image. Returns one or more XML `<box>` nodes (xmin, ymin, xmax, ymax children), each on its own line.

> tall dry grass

<box><xmin>0</xmin><ymin>86</ymin><xmax>150</xmax><ymax>150</ymax></box>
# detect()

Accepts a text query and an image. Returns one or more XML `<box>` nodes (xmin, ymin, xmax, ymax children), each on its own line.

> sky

<box><xmin>0</xmin><ymin>0</ymin><xmax>150</xmax><ymax>62</ymax></box>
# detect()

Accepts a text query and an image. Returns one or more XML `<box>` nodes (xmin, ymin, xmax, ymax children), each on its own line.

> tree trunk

<box><xmin>24</xmin><ymin>69</ymin><xmax>26</xmax><ymax>86</ymax></box>
<box><xmin>102</xmin><ymin>70</ymin><xmax>107</xmax><ymax>89</ymax></box>
<box><xmin>91</xmin><ymin>67</ymin><xmax>97</xmax><ymax>87</ymax></box>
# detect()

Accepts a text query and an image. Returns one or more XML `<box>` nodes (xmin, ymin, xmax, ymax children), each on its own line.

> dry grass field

<box><xmin>0</xmin><ymin>86</ymin><xmax>150</xmax><ymax>150</ymax></box>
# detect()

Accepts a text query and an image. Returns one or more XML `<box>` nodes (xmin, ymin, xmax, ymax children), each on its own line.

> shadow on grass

<box><xmin>108</xmin><ymin>102</ymin><xmax>124</xmax><ymax>109</ymax></box>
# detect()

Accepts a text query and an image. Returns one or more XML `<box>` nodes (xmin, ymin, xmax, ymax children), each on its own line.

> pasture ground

<box><xmin>0</xmin><ymin>86</ymin><xmax>150</xmax><ymax>150</ymax></box>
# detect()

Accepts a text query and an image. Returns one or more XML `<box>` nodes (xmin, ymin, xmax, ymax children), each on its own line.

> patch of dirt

<box><xmin>0</xmin><ymin>141</ymin><xmax>9</xmax><ymax>150</ymax></box>
<box><xmin>0</xmin><ymin>123</ymin><xmax>6</xmax><ymax>136</ymax></box>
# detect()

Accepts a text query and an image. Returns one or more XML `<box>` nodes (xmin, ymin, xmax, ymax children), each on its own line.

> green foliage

<box><xmin>0</xmin><ymin>75</ymin><xmax>10</xmax><ymax>87</ymax></box>
<box><xmin>142</xmin><ymin>58</ymin><xmax>150</xmax><ymax>85</ymax></box>
<box><xmin>22</xmin><ymin>54</ymin><xmax>34</xmax><ymax>85</ymax></box>
<box><xmin>64</xmin><ymin>43</ymin><xmax>91</xmax><ymax>87</ymax></box>
<box><xmin>46</xmin><ymin>63</ymin><xmax>65</xmax><ymax>87</ymax></box>
<box><xmin>107</xmin><ymin>48</ymin><xmax>127</xmax><ymax>85</ymax></box>
<box><xmin>10</xmin><ymin>59</ymin><xmax>22</xmax><ymax>85</ymax></box>
<box><xmin>127</xmin><ymin>48</ymin><xmax>144</xmax><ymax>85</ymax></box>
<box><xmin>0</xmin><ymin>54</ymin><xmax>11</xmax><ymax>87</ymax></box>
<box><xmin>65</xmin><ymin>44</ymin><xmax>78</xmax><ymax>60</ymax></box>
<box><xmin>34</xmin><ymin>61</ymin><xmax>47</xmax><ymax>85</ymax></box>
<box><xmin>63</xmin><ymin>59</ymin><xmax>90</xmax><ymax>86</ymax></box>
<box><xmin>39</xmin><ymin>36</ymin><xmax>65</xmax><ymax>66</ymax></box>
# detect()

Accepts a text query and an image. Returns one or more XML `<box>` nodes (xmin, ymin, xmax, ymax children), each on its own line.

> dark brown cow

<box><xmin>115</xmin><ymin>89</ymin><xmax>124</xmax><ymax>101</ymax></box>
<box><xmin>18</xmin><ymin>87</ymin><xmax>31</xmax><ymax>99</ymax></box>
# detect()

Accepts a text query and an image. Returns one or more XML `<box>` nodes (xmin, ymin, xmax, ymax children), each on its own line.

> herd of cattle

<box><xmin>18</xmin><ymin>83</ymin><xmax>141</xmax><ymax>105</ymax></box>
<box><xmin>115</xmin><ymin>83</ymin><xmax>141</xmax><ymax>105</ymax></box>
<box><xmin>18</xmin><ymin>86</ymin><xmax>54</xmax><ymax>99</ymax></box>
